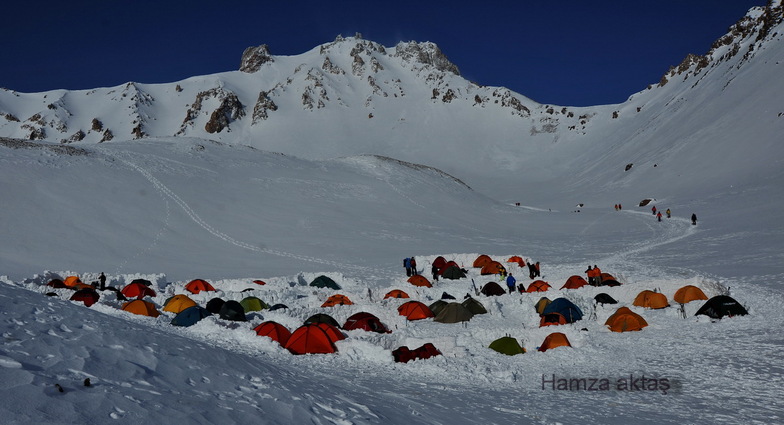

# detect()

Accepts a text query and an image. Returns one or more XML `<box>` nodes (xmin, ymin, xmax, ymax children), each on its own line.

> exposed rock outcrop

<box><xmin>240</xmin><ymin>44</ymin><xmax>274</xmax><ymax>73</ymax></box>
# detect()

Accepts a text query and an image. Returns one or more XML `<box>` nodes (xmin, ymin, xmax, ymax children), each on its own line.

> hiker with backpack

<box><xmin>410</xmin><ymin>257</ymin><xmax>418</xmax><ymax>276</ymax></box>
<box><xmin>692</xmin><ymin>213</ymin><xmax>697</xmax><ymax>225</ymax></box>
<box><xmin>403</xmin><ymin>257</ymin><xmax>412</xmax><ymax>276</ymax></box>
<box><xmin>506</xmin><ymin>273</ymin><xmax>516</xmax><ymax>294</ymax></box>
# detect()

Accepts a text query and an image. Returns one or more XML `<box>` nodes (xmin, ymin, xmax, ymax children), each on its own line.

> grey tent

<box><xmin>462</xmin><ymin>297</ymin><xmax>488</xmax><ymax>315</ymax></box>
<box><xmin>434</xmin><ymin>302</ymin><xmax>474</xmax><ymax>323</ymax></box>
<box><xmin>429</xmin><ymin>300</ymin><xmax>449</xmax><ymax>316</ymax></box>
<box><xmin>441</xmin><ymin>266</ymin><xmax>466</xmax><ymax>280</ymax></box>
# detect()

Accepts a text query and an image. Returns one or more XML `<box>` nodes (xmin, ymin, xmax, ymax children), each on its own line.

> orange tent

<box><xmin>407</xmin><ymin>275</ymin><xmax>433</xmax><ymax>288</ymax></box>
<box><xmin>185</xmin><ymin>279</ymin><xmax>215</xmax><ymax>294</ymax></box>
<box><xmin>63</xmin><ymin>276</ymin><xmax>83</xmax><ymax>288</ymax></box>
<box><xmin>480</xmin><ymin>261</ymin><xmax>506</xmax><ymax>275</ymax></box>
<box><xmin>540</xmin><ymin>312</ymin><xmax>568</xmax><ymax>327</ymax></box>
<box><xmin>285</xmin><ymin>324</ymin><xmax>337</xmax><ymax>355</ymax></box>
<box><xmin>398</xmin><ymin>301</ymin><xmax>435</xmax><ymax>321</ymax></box>
<box><xmin>321</xmin><ymin>294</ymin><xmax>353</xmax><ymax>307</ymax></box>
<box><xmin>673</xmin><ymin>285</ymin><xmax>708</xmax><ymax>304</ymax></box>
<box><xmin>633</xmin><ymin>290</ymin><xmax>669</xmax><ymax>309</ymax></box>
<box><xmin>538</xmin><ymin>332</ymin><xmax>572</xmax><ymax>352</ymax></box>
<box><xmin>384</xmin><ymin>289</ymin><xmax>410</xmax><ymax>299</ymax></box>
<box><xmin>473</xmin><ymin>254</ymin><xmax>494</xmax><ymax>268</ymax></box>
<box><xmin>315</xmin><ymin>322</ymin><xmax>346</xmax><ymax>342</ymax></box>
<box><xmin>561</xmin><ymin>275</ymin><xmax>588</xmax><ymax>290</ymax></box>
<box><xmin>121</xmin><ymin>300</ymin><xmax>160</xmax><ymax>317</ymax></box>
<box><xmin>600</xmin><ymin>273</ymin><xmax>616</xmax><ymax>283</ymax></box>
<box><xmin>163</xmin><ymin>294</ymin><xmax>198</xmax><ymax>313</ymax></box>
<box><xmin>527</xmin><ymin>280</ymin><xmax>551</xmax><ymax>293</ymax></box>
<box><xmin>121</xmin><ymin>282</ymin><xmax>157</xmax><ymax>299</ymax></box>
<box><xmin>507</xmin><ymin>256</ymin><xmax>525</xmax><ymax>266</ymax></box>
<box><xmin>605</xmin><ymin>307</ymin><xmax>648</xmax><ymax>332</ymax></box>
<box><xmin>254</xmin><ymin>321</ymin><xmax>292</xmax><ymax>346</ymax></box>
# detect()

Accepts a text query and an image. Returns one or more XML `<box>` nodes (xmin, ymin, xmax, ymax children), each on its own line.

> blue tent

<box><xmin>171</xmin><ymin>306</ymin><xmax>212</xmax><ymax>327</ymax></box>
<box><xmin>541</xmin><ymin>298</ymin><xmax>583</xmax><ymax>323</ymax></box>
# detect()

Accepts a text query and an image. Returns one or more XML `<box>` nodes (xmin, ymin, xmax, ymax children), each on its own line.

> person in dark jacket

<box><xmin>527</xmin><ymin>262</ymin><xmax>536</xmax><ymax>279</ymax></box>
<box><xmin>99</xmin><ymin>272</ymin><xmax>106</xmax><ymax>290</ymax></box>
<box><xmin>691</xmin><ymin>213</ymin><xmax>697</xmax><ymax>225</ymax></box>
<box><xmin>410</xmin><ymin>257</ymin><xmax>418</xmax><ymax>276</ymax></box>
<box><xmin>432</xmin><ymin>264</ymin><xmax>439</xmax><ymax>282</ymax></box>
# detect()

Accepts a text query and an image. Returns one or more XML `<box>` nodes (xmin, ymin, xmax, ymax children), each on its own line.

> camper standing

<box><xmin>692</xmin><ymin>213</ymin><xmax>698</xmax><ymax>225</ymax></box>
<box><xmin>403</xmin><ymin>257</ymin><xmax>412</xmax><ymax>277</ymax></box>
<box><xmin>410</xmin><ymin>257</ymin><xmax>418</xmax><ymax>276</ymax></box>
<box><xmin>99</xmin><ymin>272</ymin><xmax>106</xmax><ymax>291</ymax></box>
<box><xmin>432</xmin><ymin>264</ymin><xmax>440</xmax><ymax>282</ymax></box>
<box><xmin>506</xmin><ymin>273</ymin><xmax>516</xmax><ymax>294</ymax></box>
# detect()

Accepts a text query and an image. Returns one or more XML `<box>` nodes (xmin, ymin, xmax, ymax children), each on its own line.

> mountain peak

<box><xmin>239</xmin><ymin>44</ymin><xmax>274</xmax><ymax>73</ymax></box>
<box><xmin>393</xmin><ymin>40</ymin><xmax>460</xmax><ymax>76</ymax></box>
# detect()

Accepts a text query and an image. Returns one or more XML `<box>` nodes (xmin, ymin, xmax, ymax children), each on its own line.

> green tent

<box><xmin>429</xmin><ymin>300</ymin><xmax>449</xmax><ymax>316</ymax></box>
<box><xmin>310</xmin><ymin>275</ymin><xmax>341</xmax><ymax>290</ymax></box>
<box><xmin>462</xmin><ymin>297</ymin><xmax>487</xmax><ymax>315</ymax></box>
<box><xmin>240</xmin><ymin>296</ymin><xmax>268</xmax><ymax>312</ymax></box>
<box><xmin>434</xmin><ymin>302</ymin><xmax>474</xmax><ymax>323</ymax></box>
<box><xmin>488</xmin><ymin>336</ymin><xmax>525</xmax><ymax>356</ymax></box>
<box><xmin>441</xmin><ymin>266</ymin><xmax>466</xmax><ymax>280</ymax></box>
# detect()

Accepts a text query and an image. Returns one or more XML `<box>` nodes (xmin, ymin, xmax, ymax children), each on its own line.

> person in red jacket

<box><xmin>657</xmin><ymin>211</ymin><xmax>663</xmax><ymax>222</ymax></box>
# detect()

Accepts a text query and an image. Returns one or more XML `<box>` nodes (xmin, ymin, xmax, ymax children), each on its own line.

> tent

<box><xmin>310</xmin><ymin>275</ymin><xmax>341</xmax><ymax>290</ymax></box>
<box><xmin>398</xmin><ymin>301</ymin><xmax>435</xmax><ymax>321</ymax></box>
<box><xmin>70</xmin><ymin>288</ymin><xmax>99</xmax><ymax>307</ymax></box>
<box><xmin>63</xmin><ymin>276</ymin><xmax>83</xmax><ymax>288</ymax></box>
<box><xmin>540</xmin><ymin>312</ymin><xmax>568</xmax><ymax>327</ymax></box>
<box><xmin>439</xmin><ymin>260</ymin><xmax>460</xmax><ymax>274</ymax></box>
<box><xmin>130</xmin><ymin>278</ymin><xmax>152</xmax><ymax>286</ymax></box>
<box><xmin>441</xmin><ymin>292</ymin><xmax>456</xmax><ymax>300</ymax></box>
<box><xmin>673</xmin><ymin>285</ymin><xmax>709</xmax><ymax>304</ymax></box>
<box><xmin>163</xmin><ymin>294</ymin><xmax>197</xmax><ymax>313</ymax></box>
<box><xmin>695</xmin><ymin>295</ymin><xmax>748</xmax><ymax>319</ymax></box>
<box><xmin>480</xmin><ymin>261</ymin><xmax>506</xmax><ymax>275</ymax></box>
<box><xmin>434</xmin><ymin>302</ymin><xmax>474</xmax><ymax>323</ymax></box>
<box><xmin>321</xmin><ymin>294</ymin><xmax>353</xmax><ymax>307</ymax></box>
<box><xmin>462</xmin><ymin>297</ymin><xmax>488</xmax><ymax>315</ymax></box>
<box><xmin>392</xmin><ymin>346</ymin><xmax>416</xmax><ymax>363</ymax></box>
<box><xmin>252</xmin><ymin>279</ymin><xmax>267</xmax><ymax>285</ymax></box>
<box><xmin>392</xmin><ymin>343</ymin><xmax>442</xmax><ymax>363</ymax></box>
<box><xmin>171</xmin><ymin>306</ymin><xmax>211</xmax><ymax>327</ymax></box>
<box><xmin>315</xmin><ymin>322</ymin><xmax>346</xmax><ymax>343</ymax></box>
<box><xmin>285</xmin><ymin>324</ymin><xmax>337</xmax><ymax>355</ymax></box>
<box><xmin>218</xmin><ymin>300</ymin><xmax>247</xmax><ymax>322</ymax></box>
<box><xmin>413</xmin><ymin>343</ymin><xmax>441</xmax><ymax>360</ymax></box>
<box><xmin>542</xmin><ymin>298</ymin><xmax>583</xmax><ymax>323</ymax></box>
<box><xmin>561</xmin><ymin>275</ymin><xmax>588</xmax><ymax>290</ymax></box>
<box><xmin>343</xmin><ymin>312</ymin><xmax>390</xmax><ymax>333</ymax></box>
<box><xmin>633</xmin><ymin>290</ymin><xmax>670</xmax><ymax>309</ymax></box>
<box><xmin>441</xmin><ymin>265</ymin><xmax>466</xmax><ymax>280</ymax></box>
<box><xmin>269</xmin><ymin>303</ymin><xmax>289</xmax><ymax>311</ymax></box>
<box><xmin>473</xmin><ymin>254</ymin><xmax>494</xmax><ymax>268</ymax></box>
<box><xmin>205</xmin><ymin>297</ymin><xmax>225</xmax><ymax>314</ymax></box>
<box><xmin>429</xmin><ymin>300</ymin><xmax>449</xmax><ymax>316</ymax></box>
<box><xmin>407</xmin><ymin>275</ymin><xmax>432</xmax><ymax>288</ymax></box>
<box><xmin>488</xmin><ymin>336</ymin><xmax>525</xmax><ymax>356</ymax></box>
<box><xmin>534</xmin><ymin>297</ymin><xmax>552</xmax><ymax>315</ymax></box>
<box><xmin>527</xmin><ymin>280</ymin><xmax>551</xmax><ymax>293</ymax></box>
<box><xmin>253</xmin><ymin>321</ymin><xmax>292</xmax><ymax>346</ymax></box>
<box><xmin>605</xmin><ymin>307</ymin><xmax>648</xmax><ymax>332</ymax></box>
<box><xmin>47</xmin><ymin>279</ymin><xmax>67</xmax><ymax>289</ymax></box>
<box><xmin>185</xmin><ymin>279</ymin><xmax>215</xmax><ymax>294</ymax></box>
<box><xmin>384</xmin><ymin>289</ymin><xmax>410</xmax><ymax>299</ymax></box>
<box><xmin>432</xmin><ymin>256</ymin><xmax>448</xmax><ymax>271</ymax></box>
<box><xmin>537</xmin><ymin>332</ymin><xmax>572</xmax><ymax>352</ymax></box>
<box><xmin>121</xmin><ymin>282</ymin><xmax>157</xmax><ymax>299</ymax></box>
<box><xmin>594</xmin><ymin>293</ymin><xmax>618</xmax><ymax>305</ymax></box>
<box><xmin>121</xmin><ymin>299</ymin><xmax>161</xmax><ymax>318</ymax></box>
<box><xmin>240</xmin><ymin>296</ymin><xmax>269</xmax><ymax>312</ymax></box>
<box><xmin>507</xmin><ymin>256</ymin><xmax>525</xmax><ymax>267</ymax></box>
<box><xmin>304</xmin><ymin>313</ymin><xmax>341</xmax><ymax>328</ymax></box>
<box><xmin>481</xmin><ymin>281</ymin><xmax>506</xmax><ymax>296</ymax></box>
<box><xmin>599</xmin><ymin>273</ymin><xmax>621</xmax><ymax>286</ymax></box>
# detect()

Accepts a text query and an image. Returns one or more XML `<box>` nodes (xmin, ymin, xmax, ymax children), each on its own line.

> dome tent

<box><xmin>695</xmin><ymin>295</ymin><xmax>748</xmax><ymax>319</ymax></box>
<box><xmin>171</xmin><ymin>306</ymin><xmax>212</xmax><ymax>327</ymax></box>
<box><xmin>605</xmin><ymin>307</ymin><xmax>648</xmax><ymax>332</ymax></box>
<box><xmin>541</xmin><ymin>298</ymin><xmax>583</xmax><ymax>323</ymax></box>
<box><xmin>488</xmin><ymin>336</ymin><xmax>525</xmax><ymax>356</ymax></box>
<box><xmin>310</xmin><ymin>275</ymin><xmax>341</xmax><ymax>290</ymax></box>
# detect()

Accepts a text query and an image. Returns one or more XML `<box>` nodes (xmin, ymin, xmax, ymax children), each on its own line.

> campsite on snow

<box><xmin>1</xmin><ymin>2</ymin><xmax>783</xmax><ymax>424</ymax></box>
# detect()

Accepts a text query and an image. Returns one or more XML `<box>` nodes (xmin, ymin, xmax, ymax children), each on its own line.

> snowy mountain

<box><xmin>1</xmin><ymin>2</ymin><xmax>783</xmax><ymax>424</ymax></box>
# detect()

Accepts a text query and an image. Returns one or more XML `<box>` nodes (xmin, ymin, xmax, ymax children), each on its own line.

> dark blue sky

<box><xmin>2</xmin><ymin>1</ymin><xmax>762</xmax><ymax>106</ymax></box>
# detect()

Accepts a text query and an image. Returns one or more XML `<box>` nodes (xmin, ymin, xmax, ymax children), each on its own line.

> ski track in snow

<box><xmin>106</xmin><ymin>149</ymin><xmax>374</xmax><ymax>275</ymax></box>
<box><xmin>603</xmin><ymin>210</ymin><xmax>696</xmax><ymax>264</ymax></box>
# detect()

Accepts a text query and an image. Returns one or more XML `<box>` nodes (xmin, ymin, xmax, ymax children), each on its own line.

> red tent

<box><xmin>121</xmin><ymin>282</ymin><xmax>157</xmax><ymax>299</ymax></box>
<box><xmin>343</xmin><ymin>312</ymin><xmax>390</xmax><ymax>333</ymax></box>
<box><xmin>397</xmin><ymin>301</ymin><xmax>435</xmax><ymax>321</ymax></box>
<box><xmin>70</xmin><ymin>289</ymin><xmax>100</xmax><ymax>307</ymax></box>
<box><xmin>185</xmin><ymin>279</ymin><xmax>216</xmax><ymax>294</ymax></box>
<box><xmin>254</xmin><ymin>321</ymin><xmax>292</xmax><ymax>346</ymax></box>
<box><xmin>527</xmin><ymin>280</ymin><xmax>552</xmax><ymax>292</ymax></box>
<box><xmin>561</xmin><ymin>275</ymin><xmax>588</xmax><ymax>290</ymax></box>
<box><xmin>284</xmin><ymin>324</ymin><xmax>337</xmax><ymax>355</ymax></box>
